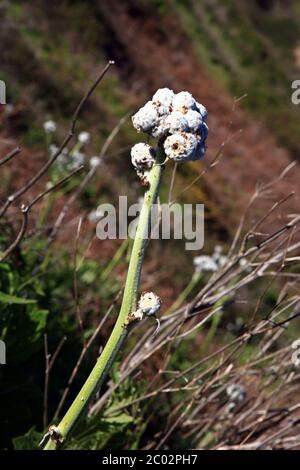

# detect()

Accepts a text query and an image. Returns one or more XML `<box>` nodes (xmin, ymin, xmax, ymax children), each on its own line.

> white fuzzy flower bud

<box><xmin>138</xmin><ymin>292</ymin><xmax>161</xmax><ymax>316</ymax></box>
<box><xmin>165</xmin><ymin>111</ymin><xmax>189</xmax><ymax>134</ymax></box>
<box><xmin>163</xmin><ymin>132</ymin><xmax>198</xmax><ymax>162</ymax></box>
<box><xmin>152</xmin><ymin>88</ymin><xmax>174</xmax><ymax>116</ymax></box>
<box><xmin>239</xmin><ymin>258</ymin><xmax>248</xmax><ymax>268</ymax></box>
<box><xmin>172</xmin><ymin>91</ymin><xmax>196</xmax><ymax>113</ymax></box>
<box><xmin>131</xmin><ymin>143</ymin><xmax>156</xmax><ymax>171</ymax></box>
<box><xmin>152</xmin><ymin>88</ymin><xmax>174</xmax><ymax>107</ymax></box>
<box><xmin>226</xmin><ymin>384</ymin><xmax>246</xmax><ymax>403</ymax></box>
<box><xmin>43</xmin><ymin>120</ymin><xmax>56</xmax><ymax>134</ymax></box>
<box><xmin>193</xmin><ymin>255</ymin><xmax>218</xmax><ymax>273</ymax></box>
<box><xmin>151</xmin><ymin>121</ymin><xmax>169</xmax><ymax>139</ymax></box>
<box><xmin>89</xmin><ymin>156</ymin><xmax>102</xmax><ymax>168</ymax></box>
<box><xmin>185</xmin><ymin>109</ymin><xmax>202</xmax><ymax>133</ymax></box>
<box><xmin>78</xmin><ymin>131</ymin><xmax>91</xmax><ymax>145</ymax></box>
<box><xmin>132</xmin><ymin>101</ymin><xmax>159</xmax><ymax>133</ymax></box>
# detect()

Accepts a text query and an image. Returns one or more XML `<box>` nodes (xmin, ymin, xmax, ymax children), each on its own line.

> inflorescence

<box><xmin>131</xmin><ymin>88</ymin><xmax>208</xmax><ymax>183</ymax></box>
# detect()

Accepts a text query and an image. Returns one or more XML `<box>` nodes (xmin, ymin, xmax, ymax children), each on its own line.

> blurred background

<box><xmin>1</xmin><ymin>0</ymin><xmax>300</xmax><ymax>450</ymax></box>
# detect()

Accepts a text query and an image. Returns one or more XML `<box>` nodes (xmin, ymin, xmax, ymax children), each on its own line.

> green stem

<box><xmin>200</xmin><ymin>310</ymin><xmax>222</xmax><ymax>353</ymax></box>
<box><xmin>201</xmin><ymin>277</ymin><xmax>236</xmax><ymax>353</ymax></box>
<box><xmin>37</xmin><ymin>192</ymin><xmax>56</xmax><ymax>229</ymax></box>
<box><xmin>46</xmin><ymin>134</ymin><xmax>52</xmax><ymax>159</ymax></box>
<box><xmin>70</xmin><ymin>141</ymin><xmax>83</xmax><ymax>156</ymax></box>
<box><xmin>165</xmin><ymin>272</ymin><xmax>201</xmax><ymax>315</ymax></box>
<box><xmin>44</xmin><ymin>147</ymin><xmax>165</xmax><ymax>450</ymax></box>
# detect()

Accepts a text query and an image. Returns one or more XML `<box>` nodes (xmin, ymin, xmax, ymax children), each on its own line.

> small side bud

<box><xmin>131</xmin><ymin>143</ymin><xmax>156</xmax><ymax>171</ymax></box>
<box><xmin>138</xmin><ymin>292</ymin><xmax>161</xmax><ymax>316</ymax></box>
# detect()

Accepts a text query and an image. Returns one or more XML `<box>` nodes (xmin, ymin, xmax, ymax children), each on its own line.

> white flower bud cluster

<box><xmin>132</xmin><ymin>88</ymin><xmax>208</xmax><ymax>162</ymax></box>
<box><xmin>193</xmin><ymin>255</ymin><xmax>218</xmax><ymax>273</ymax></box>
<box><xmin>193</xmin><ymin>245</ymin><xmax>227</xmax><ymax>274</ymax></box>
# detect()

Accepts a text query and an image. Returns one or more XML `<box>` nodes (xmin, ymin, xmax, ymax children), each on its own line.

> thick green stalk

<box><xmin>44</xmin><ymin>148</ymin><xmax>164</xmax><ymax>450</ymax></box>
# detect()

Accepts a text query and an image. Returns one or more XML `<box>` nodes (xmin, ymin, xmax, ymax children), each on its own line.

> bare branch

<box><xmin>0</xmin><ymin>146</ymin><xmax>21</xmax><ymax>167</ymax></box>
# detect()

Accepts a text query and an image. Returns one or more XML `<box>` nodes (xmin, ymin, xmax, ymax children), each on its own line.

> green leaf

<box><xmin>104</xmin><ymin>412</ymin><xmax>133</xmax><ymax>425</ymax></box>
<box><xmin>28</xmin><ymin>308</ymin><xmax>49</xmax><ymax>337</ymax></box>
<box><xmin>0</xmin><ymin>291</ymin><xmax>37</xmax><ymax>305</ymax></box>
<box><xmin>82</xmin><ymin>269</ymin><xmax>96</xmax><ymax>284</ymax></box>
<box><xmin>13</xmin><ymin>427</ymin><xmax>41</xmax><ymax>450</ymax></box>
<box><xmin>0</xmin><ymin>263</ymin><xmax>11</xmax><ymax>272</ymax></box>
